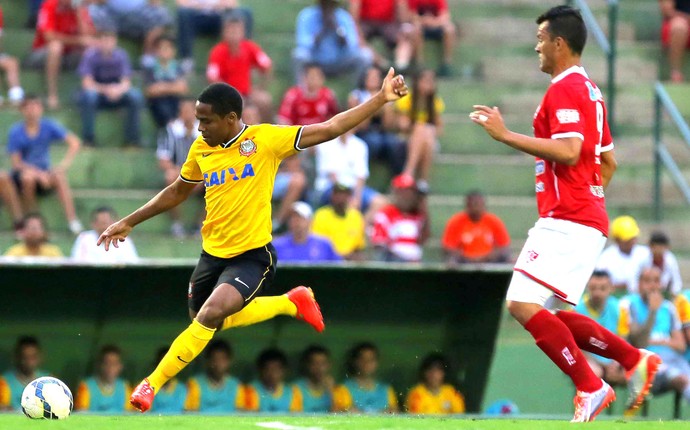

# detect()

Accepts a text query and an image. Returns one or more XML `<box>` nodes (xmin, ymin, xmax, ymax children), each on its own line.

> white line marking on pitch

<box><xmin>256</xmin><ymin>422</ymin><xmax>323</xmax><ymax>430</ymax></box>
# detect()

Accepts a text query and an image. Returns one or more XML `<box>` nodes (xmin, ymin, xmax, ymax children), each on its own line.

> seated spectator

<box><xmin>4</xmin><ymin>213</ymin><xmax>63</xmax><ymax>258</ymax></box>
<box><xmin>273</xmin><ymin>202</ymin><xmax>342</xmax><ymax>263</ymax></box>
<box><xmin>408</xmin><ymin>0</ymin><xmax>456</xmax><ymax>76</ymax></box>
<box><xmin>78</xmin><ymin>29</ymin><xmax>144</xmax><ymax>147</ymax></box>
<box><xmin>315</xmin><ymin>132</ymin><xmax>387</xmax><ymax>216</ymax></box>
<box><xmin>27</xmin><ymin>0</ymin><xmax>44</xmax><ymax>29</ymax></box>
<box><xmin>441</xmin><ymin>190</ymin><xmax>510</xmax><ymax>264</ymax></box>
<box><xmin>596</xmin><ymin>215</ymin><xmax>651</xmax><ymax>294</ymax></box>
<box><xmin>0</xmin><ymin>6</ymin><xmax>24</xmax><ymax>106</ymax></box>
<box><xmin>88</xmin><ymin>0</ymin><xmax>173</xmax><ymax>65</ymax></box>
<box><xmin>648</xmin><ymin>231</ymin><xmax>683</xmax><ymax>297</ymax></box>
<box><xmin>350</xmin><ymin>0</ymin><xmax>416</xmax><ymax>71</ymax></box>
<box><xmin>0</xmin><ymin>171</ymin><xmax>23</xmax><ymax>229</ymax></box>
<box><xmin>0</xmin><ymin>336</ymin><xmax>48</xmax><ymax>411</ymax></box>
<box><xmin>660</xmin><ymin>0</ymin><xmax>690</xmax><ymax>82</ymax></box>
<box><xmin>312</xmin><ymin>180</ymin><xmax>366</xmax><ymax>260</ymax></box>
<box><xmin>149</xmin><ymin>347</ymin><xmax>187</xmax><ymax>414</ymax></box>
<box><xmin>674</xmin><ymin>289</ymin><xmax>690</xmax><ymax>363</ymax></box>
<box><xmin>8</xmin><ymin>95</ymin><xmax>82</xmax><ymax>234</ymax></box>
<box><xmin>349</xmin><ymin>66</ymin><xmax>406</xmax><ymax>176</ymax></box>
<box><xmin>574</xmin><ymin>271</ymin><xmax>627</xmax><ymax>386</ymax></box>
<box><xmin>246</xmin><ymin>348</ymin><xmax>302</xmax><ymax>412</ymax></box>
<box><xmin>370</xmin><ymin>174</ymin><xmax>429</xmax><ymax>263</ymax></box>
<box><xmin>26</xmin><ymin>0</ymin><xmax>94</xmax><ymax>109</ymax></box>
<box><xmin>396</xmin><ymin>69</ymin><xmax>444</xmax><ymax>191</ymax></box>
<box><xmin>71</xmin><ymin>206</ymin><xmax>139</xmax><ymax>264</ymax></box>
<box><xmin>185</xmin><ymin>340</ymin><xmax>245</xmax><ymax>413</ymax></box>
<box><xmin>177</xmin><ymin>0</ymin><xmax>254</xmax><ymax>72</ymax></box>
<box><xmin>294</xmin><ymin>345</ymin><xmax>334</xmax><ymax>413</ymax></box>
<box><xmin>277</xmin><ymin>64</ymin><xmax>339</xmax><ymax>126</ymax></box>
<box><xmin>405</xmin><ymin>353</ymin><xmax>465</xmax><ymax>414</ymax></box>
<box><xmin>333</xmin><ymin>342</ymin><xmax>398</xmax><ymax>413</ymax></box>
<box><xmin>143</xmin><ymin>35</ymin><xmax>189</xmax><ymax>129</ymax></box>
<box><xmin>620</xmin><ymin>267</ymin><xmax>690</xmax><ymax>407</ymax></box>
<box><xmin>75</xmin><ymin>345</ymin><xmax>132</xmax><ymax>413</ymax></box>
<box><xmin>207</xmin><ymin>16</ymin><xmax>272</xmax><ymax>121</ymax></box>
<box><xmin>157</xmin><ymin>97</ymin><xmax>201</xmax><ymax>237</ymax></box>
<box><xmin>293</xmin><ymin>0</ymin><xmax>373</xmax><ymax>84</ymax></box>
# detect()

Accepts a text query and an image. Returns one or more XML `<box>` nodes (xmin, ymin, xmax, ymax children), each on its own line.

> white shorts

<box><xmin>506</xmin><ymin>218</ymin><xmax>607</xmax><ymax>307</ymax></box>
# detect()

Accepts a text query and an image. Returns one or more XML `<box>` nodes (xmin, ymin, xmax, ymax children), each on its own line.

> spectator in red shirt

<box><xmin>277</xmin><ymin>64</ymin><xmax>339</xmax><ymax>126</ymax></box>
<box><xmin>370</xmin><ymin>174</ymin><xmax>429</xmax><ymax>262</ymax></box>
<box><xmin>0</xmin><ymin>7</ymin><xmax>24</xmax><ymax>106</ymax></box>
<box><xmin>660</xmin><ymin>0</ymin><xmax>690</xmax><ymax>82</ymax></box>
<box><xmin>442</xmin><ymin>190</ymin><xmax>511</xmax><ymax>265</ymax></box>
<box><xmin>350</xmin><ymin>0</ymin><xmax>416</xmax><ymax>71</ymax></box>
<box><xmin>26</xmin><ymin>0</ymin><xmax>95</xmax><ymax>109</ymax></box>
<box><xmin>408</xmin><ymin>0</ymin><xmax>456</xmax><ymax>76</ymax></box>
<box><xmin>207</xmin><ymin>16</ymin><xmax>273</xmax><ymax>121</ymax></box>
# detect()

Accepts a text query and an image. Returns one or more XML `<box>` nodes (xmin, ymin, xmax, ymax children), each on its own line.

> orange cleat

<box><xmin>571</xmin><ymin>381</ymin><xmax>616</xmax><ymax>422</ymax></box>
<box><xmin>130</xmin><ymin>378</ymin><xmax>155</xmax><ymax>412</ymax></box>
<box><xmin>624</xmin><ymin>349</ymin><xmax>662</xmax><ymax>416</ymax></box>
<box><xmin>286</xmin><ymin>286</ymin><xmax>325</xmax><ymax>333</ymax></box>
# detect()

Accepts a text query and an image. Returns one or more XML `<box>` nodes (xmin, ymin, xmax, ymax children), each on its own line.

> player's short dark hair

<box><xmin>206</xmin><ymin>339</ymin><xmax>234</xmax><ymax>359</ymax></box>
<box><xmin>536</xmin><ymin>5</ymin><xmax>587</xmax><ymax>56</ymax></box>
<box><xmin>346</xmin><ymin>342</ymin><xmax>378</xmax><ymax>375</ymax></box>
<box><xmin>91</xmin><ymin>205</ymin><xmax>117</xmax><ymax>221</ymax></box>
<box><xmin>650</xmin><ymin>231</ymin><xmax>670</xmax><ymax>246</ymax></box>
<box><xmin>591</xmin><ymin>269</ymin><xmax>611</xmax><ymax>279</ymax></box>
<box><xmin>14</xmin><ymin>336</ymin><xmax>41</xmax><ymax>356</ymax></box>
<box><xmin>256</xmin><ymin>348</ymin><xmax>288</xmax><ymax>369</ymax></box>
<box><xmin>97</xmin><ymin>344</ymin><xmax>122</xmax><ymax>362</ymax></box>
<box><xmin>418</xmin><ymin>353</ymin><xmax>450</xmax><ymax>380</ymax></box>
<box><xmin>198</xmin><ymin>83</ymin><xmax>243</xmax><ymax>118</ymax></box>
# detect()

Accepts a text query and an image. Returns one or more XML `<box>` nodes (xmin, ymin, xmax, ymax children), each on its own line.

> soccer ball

<box><xmin>21</xmin><ymin>377</ymin><xmax>73</xmax><ymax>419</ymax></box>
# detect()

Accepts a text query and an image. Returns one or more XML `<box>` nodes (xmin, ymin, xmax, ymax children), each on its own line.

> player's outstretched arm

<box><xmin>470</xmin><ymin>105</ymin><xmax>583</xmax><ymax>166</ymax></box>
<box><xmin>298</xmin><ymin>67</ymin><xmax>408</xmax><ymax>149</ymax></box>
<box><xmin>97</xmin><ymin>178</ymin><xmax>197</xmax><ymax>251</ymax></box>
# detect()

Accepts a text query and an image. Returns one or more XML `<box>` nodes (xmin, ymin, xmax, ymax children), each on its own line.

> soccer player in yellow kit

<box><xmin>97</xmin><ymin>68</ymin><xmax>408</xmax><ymax>412</ymax></box>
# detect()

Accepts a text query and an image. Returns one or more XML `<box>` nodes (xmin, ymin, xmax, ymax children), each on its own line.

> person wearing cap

<box><xmin>369</xmin><ymin>174</ymin><xmax>429</xmax><ymax>262</ymax></box>
<box><xmin>273</xmin><ymin>202</ymin><xmax>342</xmax><ymax>263</ymax></box>
<box><xmin>596</xmin><ymin>215</ymin><xmax>651</xmax><ymax>294</ymax></box>
<box><xmin>647</xmin><ymin>231</ymin><xmax>683</xmax><ymax>297</ymax></box>
<box><xmin>312</xmin><ymin>179</ymin><xmax>366</xmax><ymax>260</ymax></box>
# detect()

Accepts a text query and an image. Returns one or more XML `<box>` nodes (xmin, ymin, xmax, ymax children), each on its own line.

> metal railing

<box><xmin>653</xmin><ymin>82</ymin><xmax>690</xmax><ymax>221</ymax></box>
<box><xmin>567</xmin><ymin>0</ymin><xmax>619</xmax><ymax>133</ymax></box>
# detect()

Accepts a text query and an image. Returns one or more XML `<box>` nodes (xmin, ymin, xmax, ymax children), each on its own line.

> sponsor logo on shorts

<box><xmin>535</xmin><ymin>160</ymin><xmax>545</xmax><ymax>176</ymax></box>
<box><xmin>234</xmin><ymin>277</ymin><xmax>251</xmax><ymax>290</ymax></box>
<box><xmin>562</xmin><ymin>347</ymin><xmax>576</xmax><ymax>366</ymax></box>
<box><xmin>556</xmin><ymin>109</ymin><xmax>580</xmax><ymax>124</ymax></box>
<box><xmin>590</xmin><ymin>185</ymin><xmax>604</xmax><ymax>198</ymax></box>
<box><xmin>535</xmin><ymin>181</ymin><xmax>545</xmax><ymax>193</ymax></box>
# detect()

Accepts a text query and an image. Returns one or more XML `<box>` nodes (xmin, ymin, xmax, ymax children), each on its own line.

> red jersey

<box><xmin>206</xmin><ymin>40</ymin><xmax>272</xmax><ymax>96</ymax></box>
<box><xmin>0</xmin><ymin>7</ymin><xmax>4</xmax><ymax>34</ymax></box>
<box><xmin>370</xmin><ymin>204</ymin><xmax>426</xmax><ymax>262</ymax></box>
<box><xmin>408</xmin><ymin>0</ymin><xmax>447</xmax><ymax>16</ymax></box>
<box><xmin>354</xmin><ymin>0</ymin><xmax>396</xmax><ymax>22</ymax></box>
<box><xmin>277</xmin><ymin>86</ymin><xmax>339</xmax><ymax>126</ymax></box>
<box><xmin>33</xmin><ymin>0</ymin><xmax>88</xmax><ymax>50</ymax></box>
<box><xmin>532</xmin><ymin>66</ymin><xmax>613</xmax><ymax>236</ymax></box>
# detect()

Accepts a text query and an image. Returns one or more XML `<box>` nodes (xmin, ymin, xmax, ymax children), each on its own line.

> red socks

<box><xmin>556</xmin><ymin>310</ymin><xmax>641</xmax><ymax>371</ymax></box>
<box><xmin>524</xmin><ymin>309</ymin><xmax>603</xmax><ymax>393</ymax></box>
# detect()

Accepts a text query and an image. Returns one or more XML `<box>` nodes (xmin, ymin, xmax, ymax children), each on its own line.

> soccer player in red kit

<box><xmin>471</xmin><ymin>6</ymin><xmax>661</xmax><ymax>422</ymax></box>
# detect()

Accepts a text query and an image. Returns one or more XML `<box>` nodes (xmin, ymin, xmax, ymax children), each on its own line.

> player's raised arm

<box><xmin>97</xmin><ymin>177</ymin><xmax>198</xmax><ymax>250</ymax></box>
<box><xmin>298</xmin><ymin>67</ymin><xmax>408</xmax><ymax>149</ymax></box>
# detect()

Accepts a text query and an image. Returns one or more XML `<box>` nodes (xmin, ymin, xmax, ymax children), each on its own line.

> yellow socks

<box><xmin>221</xmin><ymin>295</ymin><xmax>297</xmax><ymax>331</ymax></box>
<box><xmin>147</xmin><ymin>319</ymin><xmax>215</xmax><ymax>392</ymax></box>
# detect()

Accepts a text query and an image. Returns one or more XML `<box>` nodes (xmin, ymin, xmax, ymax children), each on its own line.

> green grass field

<box><xmin>1</xmin><ymin>414</ymin><xmax>690</xmax><ymax>430</ymax></box>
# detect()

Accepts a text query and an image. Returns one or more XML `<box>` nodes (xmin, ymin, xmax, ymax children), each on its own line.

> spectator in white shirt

<box><xmin>71</xmin><ymin>206</ymin><xmax>139</xmax><ymax>263</ymax></box>
<box><xmin>596</xmin><ymin>215</ymin><xmax>650</xmax><ymax>294</ymax></box>
<box><xmin>648</xmin><ymin>231</ymin><xmax>683</xmax><ymax>297</ymax></box>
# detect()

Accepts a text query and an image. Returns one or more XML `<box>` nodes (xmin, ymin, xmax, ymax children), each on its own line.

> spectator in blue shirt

<box><xmin>8</xmin><ymin>95</ymin><xmax>83</xmax><ymax>234</ymax></box>
<box><xmin>273</xmin><ymin>202</ymin><xmax>341</xmax><ymax>263</ymax></box>
<box><xmin>293</xmin><ymin>0</ymin><xmax>373</xmax><ymax>84</ymax></box>
<box><xmin>77</xmin><ymin>29</ymin><xmax>144</xmax><ymax>147</ymax></box>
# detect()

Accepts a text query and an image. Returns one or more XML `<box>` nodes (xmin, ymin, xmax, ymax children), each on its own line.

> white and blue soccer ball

<box><xmin>21</xmin><ymin>377</ymin><xmax>73</xmax><ymax>419</ymax></box>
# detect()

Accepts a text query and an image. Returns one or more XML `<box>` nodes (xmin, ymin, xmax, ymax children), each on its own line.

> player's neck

<box><xmin>224</xmin><ymin>121</ymin><xmax>246</xmax><ymax>144</ymax></box>
<box><xmin>550</xmin><ymin>58</ymin><xmax>582</xmax><ymax>80</ymax></box>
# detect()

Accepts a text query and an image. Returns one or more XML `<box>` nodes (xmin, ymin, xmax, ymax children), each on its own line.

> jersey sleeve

<box><xmin>674</xmin><ymin>294</ymin><xmax>690</xmax><ymax>328</ymax></box>
<box><xmin>244</xmin><ymin>385</ymin><xmax>260</xmax><ymax>411</ymax></box>
<box><xmin>404</xmin><ymin>386</ymin><xmax>423</xmax><ymax>413</ymax></box>
<box><xmin>74</xmin><ymin>381</ymin><xmax>90</xmax><ymax>411</ymax></box>
<box><xmin>249</xmin><ymin>41</ymin><xmax>272</xmax><ymax>71</ymax></box>
<box><xmin>183</xmin><ymin>378</ymin><xmax>200</xmax><ymax>411</ymax></box>
<box><xmin>386</xmin><ymin>385</ymin><xmax>399</xmax><ymax>411</ymax></box>
<box><xmin>206</xmin><ymin>45</ymin><xmax>223</xmax><ymax>82</ymax></box>
<box><xmin>0</xmin><ymin>377</ymin><xmax>10</xmax><ymax>409</ymax></box>
<box><xmin>264</xmin><ymin>124</ymin><xmax>304</xmax><ymax>160</ymax></box>
<box><xmin>545</xmin><ymin>85</ymin><xmax>585</xmax><ymax>141</ymax></box>
<box><xmin>235</xmin><ymin>383</ymin><xmax>247</xmax><ymax>410</ymax></box>
<box><xmin>289</xmin><ymin>385</ymin><xmax>303</xmax><ymax>412</ymax></box>
<box><xmin>450</xmin><ymin>388</ymin><xmax>466</xmax><ymax>413</ymax></box>
<box><xmin>331</xmin><ymin>384</ymin><xmax>353</xmax><ymax>412</ymax></box>
<box><xmin>179</xmin><ymin>142</ymin><xmax>203</xmax><ymax>183</ymax></box>
<box><xmin>46</xmin><ymin>119</ymin><xmax>68</xmax><ymax>142</ymax></box>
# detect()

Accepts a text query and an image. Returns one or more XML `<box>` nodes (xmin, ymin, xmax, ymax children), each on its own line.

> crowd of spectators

<box><xmin>0</xmin><ymin>336</ymin><xmax>465</xmax><ymax>415</ymax></box>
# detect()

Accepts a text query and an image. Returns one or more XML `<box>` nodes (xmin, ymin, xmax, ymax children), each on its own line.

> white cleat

<box><xmin>571</xmin><ymin>381</ymin><xmax>616</xmax><ymax>423</ymax></box>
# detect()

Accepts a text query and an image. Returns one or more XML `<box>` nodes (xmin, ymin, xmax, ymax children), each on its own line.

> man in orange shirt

<box><xmin>442</xmin><ymin>190</ymin><xmax>510</xmax><ymax>264</ymax></box>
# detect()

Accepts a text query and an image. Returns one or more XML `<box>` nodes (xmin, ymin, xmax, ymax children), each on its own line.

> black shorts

<box><xmin>187</xmin><ymin>243</ymin><xmax>277</xmax><ymax>312</ymax></box>
<box><xmin>11</xmin><ymin>171</ymin><xmax>52</xmax><ymax>196</ymax></box>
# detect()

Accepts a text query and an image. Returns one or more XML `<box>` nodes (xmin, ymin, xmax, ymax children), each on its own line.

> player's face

<box><xmin>638</xmin><ymin>268</ymin><xmax>662</xmax><ymax>297</ymax></box>
<box><xmin>306</xmin><ymin>352</ymin><xmax>331</xmax><ymax>381</ymax></box>
<box><xmin>22</xmin><ymin>218</ymin><xmax>47</xmax><ymax>247</ymax></box>
<box><xmin>466</xmin><ymin>195</ymin><xmax>485</xmax><ymax>220</ymax></box>
<box><xmin>21</xmin><ymin>99</ymin><xmax>43</xmax><ymax>122</ymax></box>
<box><xmin>650</xmin><ymin>243</ymin><xmax>667</xmax><ymax>260</ymax></box>
<box><xmin>206</xmin><ymin>351</ymin><xmax>231</xmax><ymax>379</ymax></box>
<box><xmin>17</xmin><ymin>345</ymin><xmax>41</xmax><ymax>375</ymax></box>
<box><xmin>423</xmin><ymin>366</ymin><xmax>445</xmax><ymax>390</ymax></box>
<box><xmin>99</xmin><ymin>352</ymin><xmax>123</xmax><ymax>383</ymax></box>
<box><xmin>260</xmin><ymin>361</ymin><xmax>285</xmax><ymax>387</ymax></box>
<box><xmin>330</xmin><ymin>189</ymin><xmax>351</xmax><ymax>211</ymax></box>
<box><xmin>535</xmin><ymin>22</ymin><xmax>556</xmax><ymax>74</ymax></box>
<box><xmin>222</xmin><ymin>21</ymin><xmax>245</xmax><ymax>44</ymax></box>
<box><xmin>586</xmin><ymin>276</ymin><xmax>611</xmax><ymax>306</ymax></box>
<box><xmin>355</xmin><ymin>349</ymin><xmax>378</xmax><ymax>378</ymax></box>
<box><xmin>196</xmin><ymin>102</ymin><xmax>235</xmax><ymax>147</ymax></box>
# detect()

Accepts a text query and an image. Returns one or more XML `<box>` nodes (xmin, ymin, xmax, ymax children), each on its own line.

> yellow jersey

<box><xmin>395</xmin><ymin>94</ymin><xmax>445</xmax><ymax>124</ymax></box>
<box><xmin>4</xmin><ymin>243</ymin><xmax>63</xmax><ymax>257</ymax></box>
<box><xmin>311</xmin><ymin>206</ymin><xmax>366</xmax><ymax>257</ymax></box>
<box><xmin>405</xmin><ymin>383</ymin><xmax>465</xmax><ymax>414</ymax></box>
<box><xmin>180</xmin><ymin>123</ymin><xmax>303</xmax><ymax>258</ymax></box>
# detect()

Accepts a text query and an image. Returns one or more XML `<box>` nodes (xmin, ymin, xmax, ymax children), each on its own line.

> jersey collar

<box><xmin>222</xmin><ymin>124</ymin><xmax>249</xmax><ymax>149</ymax></box>
<box><xmin>551</xmin><ymin>65</ymin><xmax>588</xmax><ymax>84</ymax></box>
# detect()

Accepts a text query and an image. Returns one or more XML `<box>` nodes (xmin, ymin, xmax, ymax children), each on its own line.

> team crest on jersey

<box><xmin>585</xmin><ymin>81</ymin><xmax>603</xmax><ymax>101</ymax></box>
<box><xmin>239</xmin><ymin>139</ymin><xmax>257</xmax><ymax>157</ymax></box>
